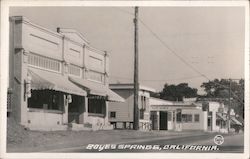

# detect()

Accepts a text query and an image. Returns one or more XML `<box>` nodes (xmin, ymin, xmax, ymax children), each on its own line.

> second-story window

<box><xmin>88</xmin><ymin>70</ymin><xmax>104</xmax><ymax>83</ymax></box>
<box><xmin>68</xmin><ymin>64</ymin><xmax>81</xmax><ymax>77</ymax></box>
<box><xmin>28</xmin><ymin>53</ymin><xmax>61</xmax><ymax>72</ymax></box>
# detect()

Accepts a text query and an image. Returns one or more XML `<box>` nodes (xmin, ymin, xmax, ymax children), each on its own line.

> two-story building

<box><xmin>8</xmin><ymin>16</ymin><xmax>124</xmax><ymax>131</ymax></box>
<box><xmin>108</xmin><ymin>83</ymin><xmax>156</xmax><ymax>130</ymax></box>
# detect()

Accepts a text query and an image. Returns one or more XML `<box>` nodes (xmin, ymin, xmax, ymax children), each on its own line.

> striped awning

<box><xmin>216</xmin><ymin>113</ymin><xmax>227</xmax><ymax>121</ymax></box>
<box><xmin>230</xmin><ymin>117</ymin><xmax>242</xmax><ymax>126</ymax></box>
<box><xmin>69</xmin><ymin>77</ymin><xmax>125</xmax><ymax>102</ymax></box>
<box><xmin>28</xmin><ymin>68</ymin><xmax>87</xmax><ymax>96</ymax></box>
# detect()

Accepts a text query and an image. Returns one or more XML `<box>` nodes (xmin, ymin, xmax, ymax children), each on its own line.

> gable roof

<box><xmin>57</xmin><ymin>28</ymin><xmax>90</xmax><ymax>44</ymax></box>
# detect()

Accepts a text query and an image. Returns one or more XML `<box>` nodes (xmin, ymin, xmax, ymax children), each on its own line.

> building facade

<box><xmin>108</xmin><ymin>83</ymin><xmax>156</xmax><ymax>130</ymax></box>
<box><xmin>8</xmin><ymin>16</ymin><xmax>124</xmax><ymax>131</ymax></box>
<box><xmin>150</xmin><ymin>97</ymin><xmax>242</xmax><ymax>133</ymax></box>
<box><xmin>108</xmin><ymin>82</ymin><xmax>238</xmax><ymax>132</ymax></box>
<box><xmin>149</xmin><ymin>98</ymin><xmax>208</xmax><ymax>131</ymax></box>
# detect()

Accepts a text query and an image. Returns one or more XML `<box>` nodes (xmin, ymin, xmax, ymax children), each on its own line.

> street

<box><xmin>49</xmin><ymin>132</ymin><xmax>244</xmax><ymax>153</ymax></box>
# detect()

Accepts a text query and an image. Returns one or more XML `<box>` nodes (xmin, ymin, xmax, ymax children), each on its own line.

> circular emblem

<box><xmin>214</xmin><ymin>135</ymin><xmax>224</xmax><ymax>145</ymax></box>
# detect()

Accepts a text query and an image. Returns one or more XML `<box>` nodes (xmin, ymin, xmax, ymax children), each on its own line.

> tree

<box><xmin>159</xmin><ymin>83</ymin><xmax>198</xmax><ymax>101</ymax></box>
<box><xmin>200</xmin><ymin>78</ymin><xmax>244</xmax><ymax>118</ymax></box>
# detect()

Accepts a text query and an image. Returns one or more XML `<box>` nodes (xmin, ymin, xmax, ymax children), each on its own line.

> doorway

<box><xmin>207</xmin><ymin>117</ymin><xmax>212</xmax><ymax>131</ymax></box>
<box><xmin>160</xmin><ymin>111</ymin><xmax>168</xmax><ymax>130</ymax></box>
<box><xmin>150</xmin><ymin>111</ymin><xmax>158</xmax><ymax>130</ymax></box>
<box><xmin>68</xmin><ymin>95</ymin><xmax>84</xmax><ymax>124</ymax></box>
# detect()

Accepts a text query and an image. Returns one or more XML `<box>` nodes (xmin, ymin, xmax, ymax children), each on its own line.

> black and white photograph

<box><xmin>0</xmin><ymin>1</ymin><xmax>249</xmax><ymax>159</ymax></box>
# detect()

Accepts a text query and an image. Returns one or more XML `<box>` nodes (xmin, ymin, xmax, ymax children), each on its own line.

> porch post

<box><xmin>62</xmin><ymin>95</ymin><xmax>68</xmax><ymax>124</ymax></box>
<box><xmin>104</xmin><ymin>101</ymin><xmax>109</xmax><ymax>125</ymax></box>
<box><xmin>212</xmin><ymin>111</ymin><xmax>216</xmax><ymax>132</ymax></box>
<box><xmin>157</xmin><ymin>111</ymin><xmax>160</xmax><ymax>130</ymax></box>
<box><xmin>83</xmin><ymin>96</ymin><xmax>89</xmax><ymax>123</ymax></box>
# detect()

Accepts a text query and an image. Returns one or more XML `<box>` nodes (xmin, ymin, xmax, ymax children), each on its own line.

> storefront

<box><xmin>8</xmin><ymin>16</ymin><xmax>124</xmax><ymax>131</ymax></box>
<box><xmin>149</xmin><ymin>98</ymin><xmax>208</xmax><ymax>131</ymax></box>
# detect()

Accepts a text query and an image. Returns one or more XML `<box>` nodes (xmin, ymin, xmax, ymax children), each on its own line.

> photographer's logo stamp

<box><xmin>214</xmin><ymin>135</ymin><xmax>224</xmax><ymax>145</ymax></box>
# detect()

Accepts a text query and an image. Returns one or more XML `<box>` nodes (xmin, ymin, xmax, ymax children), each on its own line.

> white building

<box><xmin>149</xmin><ymin>98</ymin><xmax>207</xmax><ymax>131</ymax></box>
<box><xmin>8</xmin><ymin>16</ymin><xmax>124</xmax><ymax>131</ymax></box>
<box><xmin>108</xmin><ymin>83</ymin><xmax>156</xmax><ymax>130</ymax></box>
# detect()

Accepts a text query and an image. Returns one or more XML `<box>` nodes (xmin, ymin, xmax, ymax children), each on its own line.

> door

<box><xmin>150</xmin><ymin>111</ymin><xmax>158</xmax><ymax>130</ymax></box>
<box><xmin>160</xmin><ymin>111</ymin><xmax>168</xmax><ymax>130</ymax></box>
<box><xmin>207</xmin><ymin>111</ymin><xmax>213</xmax><ymax>131</ymax></box>
<box><xmin>207</xmin><ymin>117</ymin><xmax>212</xmax><ymax>131</ymax></box>
<box><xmin>68</xmin><ymin>95</ymin><xmax>84</xmax><ymax>124</ymax></box>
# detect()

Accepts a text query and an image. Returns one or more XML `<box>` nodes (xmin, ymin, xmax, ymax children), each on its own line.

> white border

<box><xmin>0</xmin><ymin>1</ymin><xmax>249</xmax><ymax>159</ymax></box>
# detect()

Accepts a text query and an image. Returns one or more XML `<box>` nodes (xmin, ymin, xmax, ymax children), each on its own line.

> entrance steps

<box><xmin>68</xmin><ymin>123</ymin><xmax>113</xmax><ymax>131</ymax></box>
<box><xmin>68</xmin><ymin>123</ymin><xmax>92</xmax><ymax>131</ymax></box>
<box><xmin>27</xmin><ymin>124</ymin><xmax>68</xmax><ymax>131</ymax></box>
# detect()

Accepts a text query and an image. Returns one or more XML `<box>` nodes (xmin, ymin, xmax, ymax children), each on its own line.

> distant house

<box><xmin>8</xmin><ymin>16</ymin><xmax>124</xmax><ymax>131</ymax></box>
<box><xmin>149</xmin><ymin>98</ymin><xmax>207</xmax><ymax>131</ymax></box>
<box><xmin>108</xmin><ymin>83</ymin><xmax>156</xmax><ymax>130</ymax></box>
<box><xmin>108</xmin><ymin>82</ymin><xmax>241</xmax><ymax>133</ymax></box>
<box><xmin>150</xmin><ymin>97</ymin><xmax>242</xmax><ymax>133</ymax></box>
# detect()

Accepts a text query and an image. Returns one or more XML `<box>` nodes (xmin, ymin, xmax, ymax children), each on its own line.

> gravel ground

<box><xmin>7</xmin><ymin>118</ymin><xmax>208</xmax><ymax>152</ymax></box>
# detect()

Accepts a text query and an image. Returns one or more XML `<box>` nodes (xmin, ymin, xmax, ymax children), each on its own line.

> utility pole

<box><xmin>133</xmin><ymin>6</ymin><xmax>139</xmax><ymax>130</ymax></box>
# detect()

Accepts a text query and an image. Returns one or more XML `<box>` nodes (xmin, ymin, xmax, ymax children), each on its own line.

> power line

<box><xmin>138</xmin><ymin>19</ymin><xmax>208</xmax><ymax>80</ymax></box>
<box><xmin>138</xmin><ymin>18</ymin><xmax>244</xmax><ymax>104</ymax></box>
<box><xmin>112</xmin><ymin>8</ymin><xmax>244</xmax><ymax>105</ymax></box>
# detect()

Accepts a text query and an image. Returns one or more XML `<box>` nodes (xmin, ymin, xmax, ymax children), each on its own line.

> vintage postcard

<box><xmin>0</xmin><ymin>0</ymin><xmax>249</xmax><ymax>159</ymax></box>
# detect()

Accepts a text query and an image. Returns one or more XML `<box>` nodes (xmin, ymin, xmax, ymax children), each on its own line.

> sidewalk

<box><xmin>7</xmin><ymin>129</ymin><xmax>211</xmax><ymax>152</ymax></box>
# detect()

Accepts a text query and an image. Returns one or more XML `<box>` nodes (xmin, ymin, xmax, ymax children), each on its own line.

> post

<box><xmin>133</xmin><ymin>6</ymin><xmax>139</xmax><ymax>130</ymax></box>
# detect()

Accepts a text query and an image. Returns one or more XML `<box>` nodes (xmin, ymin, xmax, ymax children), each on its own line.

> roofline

<box><xmin>10</xmin><ymin>16</ymin><xmax>62</xmax><ymax>38</ymax></box>
<box><xmin>109</xmin><ymin>83</ymin><xmax>156</xmax><ymax>93</ymax></box>
<box><xmin>149</xmin><ymin>97</ymin><xmax>203</xmax><ymax>107</ymax></box>
<box><xmin>57</xmin><ymin>28</ymin><xmax>90</xmax><ymax>44</ymax></box>
<box><xmin>9</xmin><ymin>16</ymin><xmax>106</xmax><ymax>55</ymax></box>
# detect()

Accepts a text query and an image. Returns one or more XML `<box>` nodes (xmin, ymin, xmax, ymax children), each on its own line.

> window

<box><xmin>176</xmin><ymin>109</ymin><xmax>182</xmax><ymax>123</ymax></box>
<box><xmin>208</xmin><ymin>118</ymin><xmax>211</xmax><ymax>126</ymax></box>
<box><xmin>168</xmin><ymin>112</ymin><xmax>172</xmax><ymax>121</ymax></box>
<box><xmin>140</xmin><ymin>96</ymin><xmax>146</xmax><ymax>110</ymax></box>
<box><xmin>139</xmin><ymin>109</ymin><xmax>144</xmax><ymax>119</ymax></box>
<box><xmin>88</xmin><ymin>98</ymin><xmax>105</xmax><ymax>115</ymax></box>
<box><xmin>28</xmin><ymin>90</ymin><xmax>63</xmax><ymax>111</ymax></box>
<box><xmin>181</xmin><ymin>114</ymin><xmax>192</xmax><ymax>123</ymax></box>
<box><xmin>69</xmin><ymin>64</ymin><xmax>81</xmax><ymax>77</ymax></box>
<box><xmin>88</xmin><ymin>71</ymin><xmax>104</xmax><ymax>83</ymax></box>
<box><xmin>110</xmin><ymin>112</ymin><xmax>116</xmax><ymax>118</ymax></box>
<box><xmin>28</xmin><ymin>53</ymin><xmax>61</xmax><ymax>72</ymax></box>
<box><xmin>194</xmin><ymin>114</ymin><xmax>200</xmax><ymax>122</ymax></box>
<box><xmin>216</xmin><ymin>119</ymin><xmax>220</xmax><ymax>126</ymax></box>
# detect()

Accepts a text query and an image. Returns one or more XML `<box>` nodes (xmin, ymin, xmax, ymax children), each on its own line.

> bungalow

<box><xmin>150</xmin><ymin>97</ymin><xmax>242</xmax><ymax>133</ymax></box>
<box><xmin>8</xmin><ymin>16</ymin><xmax>124</xmax><ymax>131</ymax></box>
<box><xmin>149</xmin><ymin>97</ymin><xmax>208</xmax><ymax>131</ymax></box>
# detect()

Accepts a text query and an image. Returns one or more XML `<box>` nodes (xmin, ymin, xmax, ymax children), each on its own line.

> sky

<box><xmin>9</xmin><ymin>6</ymin><xmax>245</xmax><ymax>94</ymax></box>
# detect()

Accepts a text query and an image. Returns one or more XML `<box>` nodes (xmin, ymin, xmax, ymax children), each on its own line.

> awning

<box><xmin>69</xmin><ymin>77</ymin><xmax>125</xmax><ymax>102</ymax></box>
<box><xmin>230</xmin><ymin>117</ymin><xmax>242</xmax><ymax>126</ymax></box>
<box><xmin>107</xmin><ymin>89</ymin><xmax>125</xmax><ymax>102</ymax></box>
<box><xmin>28</xmin><ymin>68</ymin><xmax>87</xmax><ymax>96</ymax></box>
<box><xmin>216</xmin><ymin>113</ymin><xmax>227</xmax><ymax>121</ymax></box>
